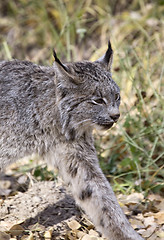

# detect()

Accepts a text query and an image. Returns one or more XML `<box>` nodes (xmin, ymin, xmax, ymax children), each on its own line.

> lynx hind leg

<box><xmin>57</xmin><ymin>152</ymin><xmax>143</xmax><ymax>240</ymax></box>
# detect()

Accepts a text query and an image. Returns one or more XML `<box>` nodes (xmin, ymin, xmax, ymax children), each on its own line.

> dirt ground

<box><xmin>0</xmin><ymin>175</ymin><xmax>83</xmax><ymax>239</ymax></box>
<box><xmin>0</xmin><ymin>172</ymin><xmax>164</xmax><ymax>240</ymax></box>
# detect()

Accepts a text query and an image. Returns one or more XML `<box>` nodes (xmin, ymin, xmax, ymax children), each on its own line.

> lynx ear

<box><xmin>53</xmin><ymin>49</ymin><xmax>80</xmax><ymax>85</ymax></box>
<box><xmin>95</xmin><ymin>41</ymin><xmax>113</xmax><ymax>71</ymax></box>
<box><xmin>53</xmin><ymin>49</ymin><xmax>70</xmax><ymax>73</ymax></box>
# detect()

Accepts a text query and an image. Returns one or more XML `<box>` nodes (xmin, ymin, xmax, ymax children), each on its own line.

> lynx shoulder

<box><xmin>0</xmin><ymin>42</ymin><xmax>143</xmax><ymax>240</ymax></box>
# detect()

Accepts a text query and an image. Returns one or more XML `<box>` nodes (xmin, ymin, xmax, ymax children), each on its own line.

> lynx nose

<box><xmin>110</xmin><ymin>114</ymin><xmax>120</xmax><ymax>122</ymax></box>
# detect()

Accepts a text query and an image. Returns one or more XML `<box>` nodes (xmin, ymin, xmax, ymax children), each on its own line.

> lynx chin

<box><xmin>0</xmin><ymin>41</ymin><xmax>143</xmax><ymax>240</ymax></box>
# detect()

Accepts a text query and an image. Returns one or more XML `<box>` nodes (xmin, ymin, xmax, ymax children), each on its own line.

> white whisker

<box><xmin>74</xmin><ymin>119</ymin><xmax>92</xmax><ymax>128</ymax></box>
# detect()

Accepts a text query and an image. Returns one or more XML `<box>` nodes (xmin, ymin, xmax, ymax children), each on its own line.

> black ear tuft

<box><xmin>53</xmin><ymin>48</ymin><xmax>82</xmax><ymax>85</ymax></box>
<box><xmin>104</xmin><ymin>41</ymin><xmax>113</xmax><ymax>65</ymax></box>
<box><xmin>53</xmin><ymin>48</ymin><xmax>69</xmax><ymax>72</ymax></box>
<box><xmin>94</xmin><ymin>40</ymin><xmax>113</xmax><ymax>71</ymax></box>
<box><xmin>53</xmin><ymin>48</ymin><xmax>58</xmax><ymax>61</ymax></box>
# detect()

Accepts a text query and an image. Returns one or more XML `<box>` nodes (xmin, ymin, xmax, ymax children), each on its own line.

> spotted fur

<box><xmin>0</xmin><ymin>43</ymin><xmax>143</xmax><ymax>240</ymax></box>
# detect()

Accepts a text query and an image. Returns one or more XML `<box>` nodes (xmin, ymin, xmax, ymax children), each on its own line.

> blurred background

<box><xmin>0</xmin><ymin>0</ymin><xmax>163</xmax><ymax>195</ymax></box>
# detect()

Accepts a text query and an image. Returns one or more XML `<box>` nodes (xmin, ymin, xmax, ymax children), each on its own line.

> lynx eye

<box><xmin>115</xmin><ymin>93</ymin><xmax>120</xmax><ymax>101</ymax></box>
<box><xmin>92</xmin><ymin>98</ymin><xmax>106</xmax><ymax>105</ymax></box>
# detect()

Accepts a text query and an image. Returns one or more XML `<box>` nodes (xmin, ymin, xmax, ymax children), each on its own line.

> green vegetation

<box><xmin>0</xmin><ymin>0</ymin><xmax>163</xmax><ymax>194</ymax></box>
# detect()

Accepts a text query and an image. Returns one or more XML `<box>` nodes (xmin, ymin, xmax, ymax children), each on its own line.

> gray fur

<box><xmin>0</xmin><ymin>44</ymin><xmax>143</xmax><ymax>240</ymax></box>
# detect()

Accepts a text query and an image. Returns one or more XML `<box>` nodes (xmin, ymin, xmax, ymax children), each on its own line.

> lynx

<box><xmin>0</xmin><ymin>42</ymin><xmax>143</xmax><ymax>240</ymax></box>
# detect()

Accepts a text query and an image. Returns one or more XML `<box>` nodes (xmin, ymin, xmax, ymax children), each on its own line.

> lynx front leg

<box><xmin>56</xmin><ymin>143</ymin><xmax>143</xmax><ymax>240</ymax></box>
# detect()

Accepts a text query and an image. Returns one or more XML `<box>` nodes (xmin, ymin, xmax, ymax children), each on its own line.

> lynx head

<box><xmin>53</xmin><ymin>41</ymin><xmax>120</xmax><ymax>140</ymax></box>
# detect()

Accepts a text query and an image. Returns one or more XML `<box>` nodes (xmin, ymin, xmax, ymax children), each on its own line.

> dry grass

<box><xmin>0</xmin><ymin>0</ymin><xmax>163</xmax><ymax>194</ymax></box>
